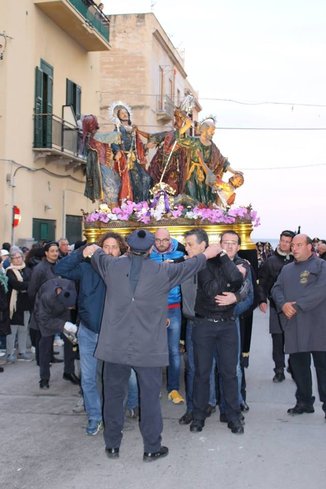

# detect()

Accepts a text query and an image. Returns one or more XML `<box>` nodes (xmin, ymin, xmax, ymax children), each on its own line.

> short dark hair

<box><xmin>220</xmin><ymin>230</ymin><xmax>241</xmax><ymax>245</ymax></box>
<box><xmin>280</xmin><ymin>230</ymin><xmax>295</xmax><ymax>239</ymax></box>
<box><xmin>184</xmin><ymin>228</ymin><xmax>209</xmax><ymax>248</ymax></box>
<box><xmin>97</xmin><ymin>231</ymin><xmax>128</xmax><ymax>255</ymax></box>
<box><xmin>2</xmin><ymin>242</ymin><xmax>11</xmax><ymax>252</ymax></box>
<box><xmin>43</xmin><ymin>241</ymin><xmax>59</xmax><ymax>252</ymax></box>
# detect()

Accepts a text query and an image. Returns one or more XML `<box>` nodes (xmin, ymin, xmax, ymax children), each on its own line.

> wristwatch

<box><xmin>219</xmin><ymin>250</ymin><xmax>227</xmax><ymax>257</ymax></box>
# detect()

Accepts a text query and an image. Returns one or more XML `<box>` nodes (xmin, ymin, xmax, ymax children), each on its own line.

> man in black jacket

<box><xmin>190</xmin><ymin>231</ymin><xmax>246</xmax><ymax>435</ymax></box>
<box><xmin>257</xmin><ymin>230</ymin><xmax>295</xmax><ymax>382</ymax></box>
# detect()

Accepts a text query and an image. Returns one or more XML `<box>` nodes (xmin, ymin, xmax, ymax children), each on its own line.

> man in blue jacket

<box><xmin>150</xmin><ymin>228</ymin><xmax>185</xmax><ymax>404</ymax></box>
<box><xmin>54</xmin><ymin>232</ymin><xmax>128</xmax><ymax>435</ymax></box>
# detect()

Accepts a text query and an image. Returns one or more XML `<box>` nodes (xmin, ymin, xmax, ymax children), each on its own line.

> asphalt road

<box><xmin>0</xmin><ymin>309</ymin><xmax>325</xmax><ymax>489</ymax></box>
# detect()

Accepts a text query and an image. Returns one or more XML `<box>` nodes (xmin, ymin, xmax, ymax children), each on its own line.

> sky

<box><xmin>102</xmin><ymin>0</ymin><xmax>326</xmax><ymax>240</ymax></box>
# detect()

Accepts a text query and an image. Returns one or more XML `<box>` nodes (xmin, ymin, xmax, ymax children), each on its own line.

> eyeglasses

<box><xmin>11</xmin><ymin>255</ymin><xmax>23</xmax><ymax>259</ymax></box>
<box><xmin>221</xmin><ymin>240</ymin><xmax>238</xmax><ymax>246</ymax></box>
<box><xmin>155</xmin><ymin>238</ymin><xmax>170</xmax><ymax>244</ymax></box>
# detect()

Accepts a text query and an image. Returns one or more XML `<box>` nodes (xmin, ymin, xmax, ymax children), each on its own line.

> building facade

<box><xmin>99</xmin><ymin>13</ymin><xmax>200</xmax><ymax>135</ymax></box>
<box><xmin>0</xmin><ymin>5</ymin><xmax>200</xmax><ymax>247</ymax></box>
<box><xmin>0</xmin><ymin>0</ymin><xmax>110</xmax><ymax>246</ymax></box>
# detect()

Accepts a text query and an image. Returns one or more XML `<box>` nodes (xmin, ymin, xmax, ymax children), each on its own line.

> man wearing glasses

<box><xmin>190</xmin><ymin>231</ymin><xmax>246</xmax><ymax>434</ymax></box>
<box><xmin>150</xmin><ymin>228</ymin><xmax>185</xmax><ymax>405</ymax></box>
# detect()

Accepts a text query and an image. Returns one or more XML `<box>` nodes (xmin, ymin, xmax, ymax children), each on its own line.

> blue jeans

<box><xmin>78</xmin><ymin>323</ymin><xmax>102</xmax><ymax>422</ymax></box>
<box><xmin>126</xmin><ymin>368</ymin><xmax>139</xmax><ymax>410</ymax></box>
<box><xmin>166</xmin><ymin>307</ymin><xmax>182</xmax><ymax>392</ymax></box>
<box><xmin>185</xmin><ymin>319</ymin><xmax>217</xmax><ymax>412</ymax></box>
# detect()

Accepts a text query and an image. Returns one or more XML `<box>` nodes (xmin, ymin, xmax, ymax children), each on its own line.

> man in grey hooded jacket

<box><xmin>84</xmin><ymin>229</ymin><xmax>222</xmax><ymax>462</ymax></box>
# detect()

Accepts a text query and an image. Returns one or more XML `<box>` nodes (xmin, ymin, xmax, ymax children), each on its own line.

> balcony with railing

<box><xmin>156</xmin><ymin>95</ymin><xmax>174</xmax><ymax>122</ymax></box>
<box><xmin>34</xmin><ymin>0</ymin><xmax>110</xmax><ymax>51</ymax></box>
<box><xmin>33</xmin><ymin>113</ymin><xmax>86</xmax><ymax>165</ymax></box>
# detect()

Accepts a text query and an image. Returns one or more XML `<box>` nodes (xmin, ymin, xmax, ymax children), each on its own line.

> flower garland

<box><xmin>83</xmin><ymin>200</ymin><xmax>260</xmax><ymax>227</ymax></box>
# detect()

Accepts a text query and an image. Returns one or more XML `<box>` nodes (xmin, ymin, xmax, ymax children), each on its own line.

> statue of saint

<box><xmin>214</xmin><ymin>173</ymin><xmax>244</xmax><ymax>208</ymax></box>
<box><xmin>178</xmin><ymin>117</ymin><xmax>243</xmax><ymax>206</ymax></box>
<box><xmin>147</xmin><ymin>108</ymin><xmax>192</xmax><ymax>195</ymax></box>
<box><xmin>82</xmin><ymin>114</ymin><xmax>121</xmax><ymax>206</ymax></box>
<box><xmin>109</xmin><ymin>101</ymin><xmax>152</xmax><ymax>203</ymax></box>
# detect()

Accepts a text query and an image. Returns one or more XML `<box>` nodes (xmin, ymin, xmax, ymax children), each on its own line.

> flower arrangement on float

<box><xmin>83</xmin><ymin>200</ymin><xmax>260</xmax><ymax>228</ymax></box>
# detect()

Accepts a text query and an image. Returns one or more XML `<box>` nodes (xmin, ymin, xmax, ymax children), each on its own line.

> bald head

<box><xmin>154</xmin><ymin>228</ymin><xmax>171</xmax><ymax>253</ymax></box>
<box><xmin>291</xmin><ymin>234</ymin><xmax>313</xmax><ymax>262</ymax></box>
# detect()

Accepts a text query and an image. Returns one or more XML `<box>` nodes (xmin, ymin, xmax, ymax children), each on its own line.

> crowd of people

<box><xmin>1</xmin><ymin>229</ymin><xmax>326</xmax><ymax>462</ymax></box>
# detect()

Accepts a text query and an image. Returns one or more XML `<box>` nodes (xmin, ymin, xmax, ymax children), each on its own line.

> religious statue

<box><xmin>177</xmin><ymin>117</ymin><xmax>243</xmax><ymax>206</ymax></box>
<box><xmin>214</xmin><ymin>172</ymin><xmax>244</xmax><ymax>208</ymax></box>
<box><xmin>109</xmin><ymin>101</ymin><xmax>152</xmax><ymax>203</ymax></box>
<box><xmin>148</xmin><ymin>101</ymin><xmax>193</xmax><ymax>195</ymax></box>
<box><xmin>82</xmin><ymin>114</ymin><xmax>121</xmax><ymax>206</ymax></box>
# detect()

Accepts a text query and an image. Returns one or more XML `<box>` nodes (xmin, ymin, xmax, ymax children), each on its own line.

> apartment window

<box><xmin>34</xmin><ymin>59</ymin><xmax>54</xmax><ymax>148</ymax></box>
<box><xmin>32</xmin><ymin>218</ymin><xmax>56</xmax><ymax>242</ymax></box>
<box><xmin>66</xmin><ymin>79</ymin><xmax>82</xmax><ymax>120</ymax></box>
<box><xmin>176</xmin><ymin>89</ymin><xmax>181</xmax><ymax>107</ymax></box>
<box><xmin>158</xmin><ymin>66</ymin><xmax>164</xmax><ymax>110</ymax></box>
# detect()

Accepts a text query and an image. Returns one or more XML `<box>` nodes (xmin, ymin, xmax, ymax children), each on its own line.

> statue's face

<box><xmin>203</xmin><ymin>123</ymin><xmax>215</xmax><ymax>140</ymax></box>
<box><xmin>118</xmin><ymin>108</ymin><xmax>129</xmax><ymax>122</ymax></box>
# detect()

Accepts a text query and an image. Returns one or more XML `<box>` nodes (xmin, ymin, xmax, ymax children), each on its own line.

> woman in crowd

<box><xmin>0</xmin><ymin>255</ymin><xmax>10</xmax><ymax>372</ymax></box>
<box><xmin>5</xmin><ymin>247</ymin><xmax>32</xmax><ymax>363</ymax></box>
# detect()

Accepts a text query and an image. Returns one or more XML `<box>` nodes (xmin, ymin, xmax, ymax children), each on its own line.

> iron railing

<box><xmin>156</xmin><ymin>94</ymin><xmax>174</xmax><ymax>120</ymax></box>
<box><xmin>33</xmin><ymin>113</ymin><xmax>85</xmax><ymax>159</ymax></box>
<box><xmin>68</xmin><ymin>0</ymin><xmax>110</xmax><ymax>43</ymax></box>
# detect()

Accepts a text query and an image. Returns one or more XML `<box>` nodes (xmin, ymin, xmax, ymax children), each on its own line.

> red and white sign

<box><xmin>12</xmin><ymin>205</ymin><xmax>21</xmax><ymax>228</ymax></box>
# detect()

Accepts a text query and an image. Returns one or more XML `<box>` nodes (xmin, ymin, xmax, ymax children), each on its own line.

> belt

<box><xmin>195</xmin><ymin>313</ymin><xmax>234</xmax><ymax>323</ymax></box>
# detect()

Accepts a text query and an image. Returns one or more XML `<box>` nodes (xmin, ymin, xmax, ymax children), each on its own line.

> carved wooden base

<box><xmin>84</xmin><ymin>222</ymin><xmax>256</xmax><ymax>250</ymax></box>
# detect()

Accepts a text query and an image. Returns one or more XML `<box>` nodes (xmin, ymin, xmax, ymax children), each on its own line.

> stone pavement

<box><xmin>0</xmin><ymin>310</ymin><xmax>325</xmax><ymax>489</ymax></box>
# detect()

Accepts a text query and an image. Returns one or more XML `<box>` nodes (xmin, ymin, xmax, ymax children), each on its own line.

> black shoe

<box><xmin>240</xmin><ymin>401</ymin><xmax>250</xmax><ymax>412</ymax></box>
<box><xmin>143</xmin><ymin>446</ymin><xmax>168</xmax><ymax>462</ymax></box>
<box><xmin>51</xmin><ymin>357</ymin><xmax>64</xmax><ymax>364</ymax></box>
<box><xmin>205</xmin><ymin>404</ymin><xmax>216</xmax><ymax>417</ymax></box>
<box><xmin>273</xmin><ymin>370</ymin><xmax>285</xmax><ymax>383</ymax></box>
<box><xmin>39</xmin><ymin>379</ymin><xmax>49</xmax><ymax>389</ymax></box>
<box><xmin>63</xmin><ymin>373</ymin><xmax>80</xmax><ymax>385</ymax></box>
<box><xmin>105</xmin><ymin>448</ymin><xmax>119</xmax><ymax>459</ymax></box>
<box><xmin>190</xmin><ymin>419</ymin><xmax>205</xmax><ymax>432</ymax></box>
<box><xmin>227</xmin><ymin>420</ymin><xmax>244</xmax><ymax>434</ymax></box>
<box><xmin>179</xmin><ymin>411</ymin><xmax>193</xmax><ymax>425</ymax></box>
<box><xmin>220</xmin><ymin>413</ymin><xmax>228</xmax><ymax>423</ymax></box>
<box><xmin>287</xmin><ymin>403</ymin><xmax>314</xmax><ymax>415</ymax></box>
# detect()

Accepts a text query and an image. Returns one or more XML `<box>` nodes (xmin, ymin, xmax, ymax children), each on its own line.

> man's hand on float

<box><xmin>203</xmin><ymin>243</ymin><xmax>223</xmax><ymax>260</ymax></box>
<box><xmin>83</xmin><ymin>244</ymin><xmax>100</xmax><ymax>259</ymax></box>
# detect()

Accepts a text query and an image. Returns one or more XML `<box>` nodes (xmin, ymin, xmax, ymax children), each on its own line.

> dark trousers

<box><xmin>272</xmin><ymin>332</ymin><xmax>285</xmax><ymax>370</ymax></box>
<box><xmin>290</xmin><ymin>351</ymin><xmax>326</xmax><ymax>409</ymax></box>
<box><xmin>192</xmin><ymin>317</ymin><xmax>240</xmax><ymax>423</ymax></box>
<box><xmin>39</xmin><ymin>335</ymin><xmax>53</xmax><ymax>380</ymax></box>
<box><xmin>39</xmin><ymin>334</ymin><xmax>75</xmax><ymax>380</ymax></box>
<box><xmin>63</xmin><ymin>335</ymin><xmax>76</xmax><ymax>375</ymax></box>
<box><xmin>103</xmin><ymin>362</ymin><xmax>163</xmax><ymax>453</ymax></box>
